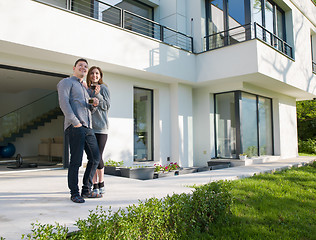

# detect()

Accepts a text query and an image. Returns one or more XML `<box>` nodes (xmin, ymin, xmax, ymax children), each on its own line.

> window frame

<box><xmin>214</xmin><ymin>91</ymin><xmax>274</xmax><ymax>158</ymax></box>
<box><xmin>133</xmin><ymin>86</ymin><xmax>154</xmax><ymax>162</ymax></box>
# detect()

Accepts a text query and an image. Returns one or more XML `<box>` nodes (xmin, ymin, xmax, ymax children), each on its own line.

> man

<box><xmin>57</xmin><ymin>58</ymin><xmax>102</xmax><ymax>203</ymax></box>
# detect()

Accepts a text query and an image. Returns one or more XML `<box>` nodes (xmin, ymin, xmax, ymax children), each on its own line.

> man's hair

<box><xmin>74</xmin><ymin>58</ymin><xmax>88</xmax><ymax>67</ymax></box>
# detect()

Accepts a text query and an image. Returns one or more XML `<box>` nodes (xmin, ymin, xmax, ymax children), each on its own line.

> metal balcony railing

<box><xmin>313</xmin><ymin>61</ymin><xmax>316</xmax><ymax>74</ymax></box>
<box><xmin>254</xmin><ymin>23</ymin><xmax>293</xmax><ymax>59</ymax></box>
<box><xmin>37</xmin><ymin>0</ymin><xmax>193</xmax><ymax>52</ymax></box>
<box><xmin>204</xmin><ymin>22</ymin><xmax>293</xmax><ymax>59</ymax></box>
<box><xmin>204</xmin><ymin>23</ymin><xmax>252</xmax><ymax>51</ymax></box>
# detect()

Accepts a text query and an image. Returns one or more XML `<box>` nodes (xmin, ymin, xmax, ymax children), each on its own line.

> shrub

<box><xmin>22</xmin><ymin>181</ymin><xmax>232</xmax><ymax>239</ymax></box>
<box><xmin>21</xmin><ymin>222</ymin><xmax>68</xmax><ymax>240</ymax></box>
<box><xmin>104</xmin><ymin>159</ymin><xmax>124</xmax><ymax>167</ymax></box>
<box><xmin>298</xmin><ymin>139</ymin><xmax>316</xmax><ymax>154</ymax></box>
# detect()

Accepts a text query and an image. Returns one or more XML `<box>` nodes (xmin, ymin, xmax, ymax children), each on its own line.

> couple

<box><xmin>57</xmin><ymin>59</ymin><xmax>110</xmax><ymax>203</ymax></box>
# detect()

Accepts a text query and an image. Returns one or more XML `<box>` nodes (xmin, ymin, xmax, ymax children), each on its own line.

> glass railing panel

<box><xmin>0</xmin><ymin>92</ymin><xmax>59</xmax><ymax>142</ymax></box>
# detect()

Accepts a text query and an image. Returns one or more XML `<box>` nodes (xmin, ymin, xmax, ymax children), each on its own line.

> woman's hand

<box><xmin>95</xmin><ymin>85</ymin><xmax>101</xmax><ymax>95</ymax></box>
<box><xmin>93</xmin><ymin>97</ymin><xmax>99</xmax><ymax>107</ymax></box>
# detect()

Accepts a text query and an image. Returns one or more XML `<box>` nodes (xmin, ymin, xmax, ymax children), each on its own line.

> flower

<box><xmin>154</xmin><ymin>162</ymin><xmax>180</xmax><ymax>172</ymax></box>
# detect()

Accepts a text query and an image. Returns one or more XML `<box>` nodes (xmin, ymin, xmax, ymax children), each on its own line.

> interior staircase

<box><xmin>0</xmin><ymin>91</ymin><xmax>62</xmax><ymax>147</ymax></box>
<box><xmin>0</xmin><ymin>107</ymin><xmax>63</xmax><ymax>146</ymax></box>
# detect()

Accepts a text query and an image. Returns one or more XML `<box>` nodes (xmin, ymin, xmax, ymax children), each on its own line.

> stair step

<box><xmin>1</xmin><ymin>107</ymin><xmax>63</xmax><ymax>144</ymax></box>
<box><xmin>207</xmin><ymin>161</ymin><xmax>231</xmax><ymax>170</ymax></box>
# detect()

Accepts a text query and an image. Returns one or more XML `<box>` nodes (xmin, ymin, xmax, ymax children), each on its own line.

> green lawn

<box><xmin>17</xmin><ymin>161</ymin><xmax>316</xmax><ymax>240</ymax></box>
<box><xmin>299</xmin><ymin>152</ymin><xmax>316</xmax><ymax>157</ymax></box>
<box><xmin>194</xmin><ymin>161</ymin><xmax>316</xmax><ymax>240</ymax></box>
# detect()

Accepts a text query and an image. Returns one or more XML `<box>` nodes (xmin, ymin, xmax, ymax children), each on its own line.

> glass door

<box><xmin>133</xmin><ymin>87</ymin><xmax>153</xmax><ymax>161</ymax></box>
<box><xmin>241</xmin><ymin>93</ymin><xmax>258</xmax><ymax>157</ymax></box>
<box><xmin>258</xmin><ymin>97</ymin><xmax>273</xmax><ymax>155</ymax></box>
<box><xmin>215</xmin><ymin>92</ymin><xmax>237</xmax><ymax>158</ymax></box>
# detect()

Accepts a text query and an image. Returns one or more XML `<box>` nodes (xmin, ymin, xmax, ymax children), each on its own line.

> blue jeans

<box><xmin>65</xmin><ymin>125</ymin><xmax>100</xmax><ymax>196</ymax></box>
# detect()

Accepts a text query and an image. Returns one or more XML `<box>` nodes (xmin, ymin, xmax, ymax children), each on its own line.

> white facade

<box><xmin>0</xmin><ymin>0</ymin><xmax>315</xmax><ymax>167</ymax></box>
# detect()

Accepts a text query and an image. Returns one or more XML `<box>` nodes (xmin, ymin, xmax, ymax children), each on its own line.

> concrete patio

<box><xmin>0</xmin><ymin>156</ymin><xmax>315</xmax><ymax>240</ymax></box>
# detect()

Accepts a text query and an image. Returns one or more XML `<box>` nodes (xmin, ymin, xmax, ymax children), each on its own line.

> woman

<box><xmin>86</xmin><ymin>66</ymin><xmax>110</xmax><ymax>195</ymax></box>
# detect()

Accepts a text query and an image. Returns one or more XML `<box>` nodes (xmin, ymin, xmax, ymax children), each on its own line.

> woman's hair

<box><xmin>86</xmin><ymin>66</ymin><xmax>104</xmax><ymax>88</ymax></box>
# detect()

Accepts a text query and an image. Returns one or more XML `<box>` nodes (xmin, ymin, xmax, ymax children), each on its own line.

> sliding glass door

<box><xmin>215</xmin><ymin>91</ymin><xmax>273</xmax><ymax>158</ymax></box>
<box><xmin>215</xmin><ymin>92</ymin><xmax>237</xmax><ymax>158</ymax></box>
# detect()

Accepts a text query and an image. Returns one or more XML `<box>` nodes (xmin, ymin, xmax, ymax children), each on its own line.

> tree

<box><xmin>296</xmin><ymin>100</ymin><xmax>316</xmax><ymax>140</ymax></box>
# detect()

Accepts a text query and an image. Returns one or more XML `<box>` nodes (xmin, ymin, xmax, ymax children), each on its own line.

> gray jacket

<box><xmin>57</xmin><ymin>76</ymin><xmax>94</xmax><ymax>130</ymax></box>
<box><xmin>90</xmin><ymin>84</ymin><xmax>111</xmax><ymax>134</ymax></box>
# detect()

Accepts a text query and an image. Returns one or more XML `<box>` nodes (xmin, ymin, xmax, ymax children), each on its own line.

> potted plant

<box><xmin>120</xmin><ymin>166</ymin><xmax>155</xmax><ymax>180</ymax></box>
<box><xmin>239</xmin><ymin>153</ymin><xmax>247</xmax><ymax>160</ymax></box>
<box><xmin>104</xmin><ymin>159</ymin><xmax>124</xmax><ymax>176</ymax></box>
<box><xmin>154</xmin><ymin>162</ymin><xmax>180</xmax><ymax>178</ymax></box>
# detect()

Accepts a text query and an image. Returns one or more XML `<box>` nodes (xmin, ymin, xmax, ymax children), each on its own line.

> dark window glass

<box><xmin>215</xmin><ymin>92</ymin><xmax>237</xmax><ymax>158</ymax></box>
<box><xmin>134</xmin><ymin>88</ymin><xmax>153</xmax><ymax>161</ymax></box>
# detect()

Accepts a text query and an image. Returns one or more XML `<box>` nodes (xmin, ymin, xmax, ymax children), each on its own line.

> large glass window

<box><xmin>215</xmin><ymin>91</ymin><xmax>273</xmax><ymax>158</ymax></box>
<box><xmin>206</xmin><ymin>0</ymin><xmax>225</xmax><ymax>48</ymax></box>
<box><xmin>228</xmin><ymin>0</ymin><xmax>245</xmax><ymax>27</ymax></box>
<box><xmin>215</xmin><ymin>93</ymin><xmax>237</xmax><ymax>158</ymax></box>
<box><xmin>252</xmin><ymin>0</ymin><xmax>262</xmax><ymax>25</ymax></box>
<box><xmin>258</xmin><ymin>97</ymin><xmax>273</xmax><ymax>155</ymax></box>
<box><xmin>241</xmin><ymin>93</ymin><xmax>258</xmax><ymax>157</ymax></box>
<box><xmin>252</xmin><ymin>0</ymin><xmax>286</xmax><ymax>40</ymax></box>
<box><xmin>100</xmin><ymin>0</ymin><xmax>154</xmax><ymax>35</ymax></box>
<box><xmin>206</xmin><ymin>0</ymin><xmax>249</xmax><ymax>49</ymax></box>
<box><xmin>134</xmin><ymin>87</ymin><xmax>153</xmax><ymax>161</ymax></box>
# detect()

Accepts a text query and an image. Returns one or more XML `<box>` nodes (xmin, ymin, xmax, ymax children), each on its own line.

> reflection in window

<box><xmin>258</xmin><ymin>97</ymin><xmax>273</xmax><ymax>155</ymax></box>
<box><xmin>134</xmin><ymin>88</ymin><xmax>153</xmax><ymax>161</ymax></box>
<box><xmin>241</xmin><ymin>93</ymin><xmax>258</xmax><ymax>157</ymax></box>
<box><xmin>215</xmin><ymin>91</ymin><xmax>273</xmax><ymax>158</ymax></box>
<box><xmin>265</xmin><ymin>1</ymin><xmax>274</xmax><ymax>45</ymax></box>
<box><xmin>206</xmin><ymin>0</ymin><xmax>248</xmax><ymax>49</ymax></box>
<box><xmin>228</xmin><ymin>0</ymin><xmax>245</xmax><ymax>27</ymax></box>
<box><xmin>101</xmin><ymin>0</ymin><xmax>154</xmax><ymax>36</ymax></box>
<box><xmin>253</xmin><ymin>0</ymin><xmax>262</xmax><ymax>25</ymax></box>
<box><xmin>207</xmin><ymin>0</ymin><xmax>225</xmax><ymax>48</ymax></box>
<box><xmin>215</xmin><ymin>93</ymin><xmax>236</xmax><ymax>158</ymax></box>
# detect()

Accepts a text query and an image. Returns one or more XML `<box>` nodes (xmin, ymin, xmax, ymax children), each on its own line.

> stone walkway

<box><xmin>0</xmin><ymin>156</ymin><xmax>314</xmax><ymax>239</ymax></box>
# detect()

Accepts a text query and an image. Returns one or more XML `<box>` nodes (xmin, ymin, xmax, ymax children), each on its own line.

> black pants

<box><xmin>95</xmin><ymin>133</ymin><xmax>108</xmax><ymax>169</ymax></box>
<box><xmin>65</xmin><ymin>126</ymin><xmax>100</xmax><ymax>196</ymax></box>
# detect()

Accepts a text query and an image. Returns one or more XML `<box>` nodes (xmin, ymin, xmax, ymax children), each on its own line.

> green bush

<box><xmin>21</xmin><ymin>181</ymin><xmax>232</xmax><ymax>240</ymax></box>
<box><xmin>298</xmin><ymin>138</ymin><xmax>316</xmax><ymax>154</ymax></box>
<box><xmin>21</xmin><ymin>222</ymin><xmax>68</xmax><ymax>240</ymax></box>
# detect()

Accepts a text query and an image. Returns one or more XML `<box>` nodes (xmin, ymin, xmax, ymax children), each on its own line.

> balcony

<box><xmin>204</xmin><ymin>22</ymin><xmax>293</xmax><ymax>60</ymax></box>
<box><xmin>313</xmin><ymin>61</ymin><xmax>316</xmax><ymax>74</ymax></box>
<box><xmin>36</xmin><ymin>0</ymin><xmax>193</xmax><ymax>52</ymax></box>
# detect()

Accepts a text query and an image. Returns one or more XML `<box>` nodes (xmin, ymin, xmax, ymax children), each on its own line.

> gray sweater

<box><xmin>57</xmin><ymin>76</ymin><xmax>94</xmax><ymax>130</ymax></box>
<box><xmin>90</xmin><ymin>84</ymin><xmax>111</xmax><ymax>134</ymax></box>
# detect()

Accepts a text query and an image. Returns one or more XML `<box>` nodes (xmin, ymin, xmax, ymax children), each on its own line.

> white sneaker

<box><xmin>93</xmin><ymin>188</ymin><xmax>100</xmax><ymax>194</ymax></box>
<box><xmin>99</xmin><ymin>187</ymin><xmax>105</xmax><ymax>194</ymax></box>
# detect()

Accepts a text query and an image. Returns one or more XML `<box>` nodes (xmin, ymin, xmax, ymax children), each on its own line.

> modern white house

<box><xmin>0</xmin><ymin>0</ymin><xmax>315</xmax><ymax>169</ymax></box>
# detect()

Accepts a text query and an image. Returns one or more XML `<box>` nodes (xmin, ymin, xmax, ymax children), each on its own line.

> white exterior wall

<box><xmin>0</xmin><ymin>0</ymin><xmax>315</xmax><ymax>167</ymax></box>
<box><xmin>278</xmin><ymin>97</ymin><xmax>298</xmax><ymax>158</ymax></box>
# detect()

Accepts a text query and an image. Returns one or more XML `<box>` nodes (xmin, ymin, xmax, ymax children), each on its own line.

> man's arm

<box><xmin>57</xmin><ymin>79</ymin><xmax>81</xmax><ymax>127</ymax></box>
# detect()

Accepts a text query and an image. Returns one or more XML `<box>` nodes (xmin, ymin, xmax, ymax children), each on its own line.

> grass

<box><xmin>12</xmin><ymin>161</ymin><xmax>316</xmax><ymax>240</ymax></box>
<box><xmin>193</xmin><ymin>161</ymin><xmax>316</xmax><ymax>240</ymax></box>
<box><xmin>299</xmin><ymin>152</ymin><xmax>316</xmax><ymax>157</ymax></box>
